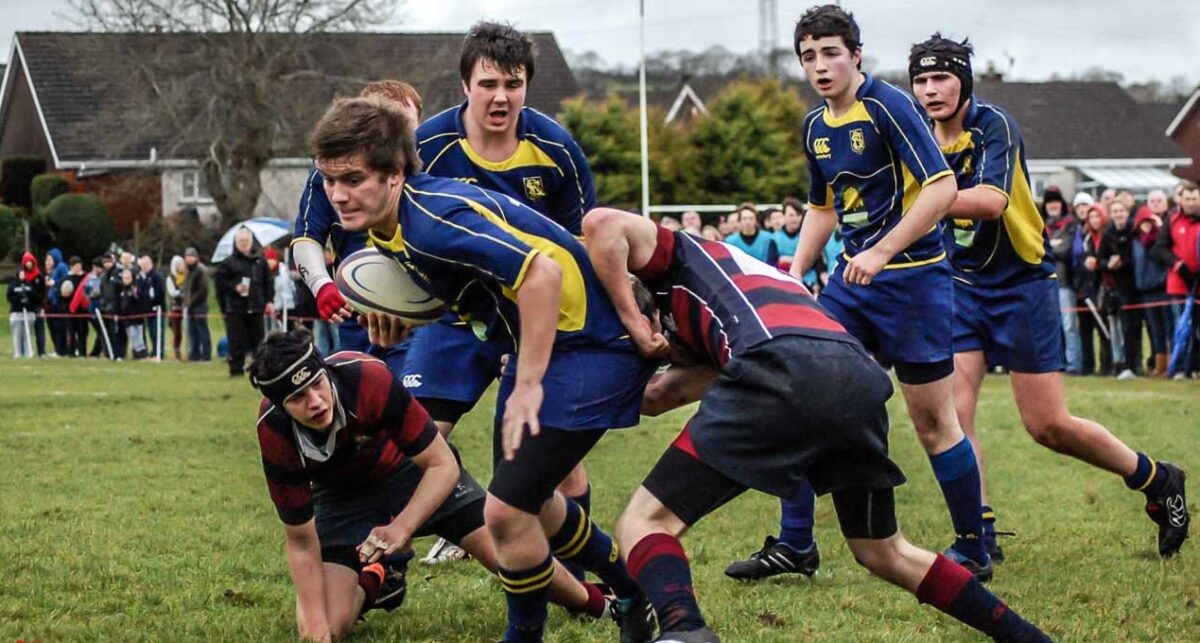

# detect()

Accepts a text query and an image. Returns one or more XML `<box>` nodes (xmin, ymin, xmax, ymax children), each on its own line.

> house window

<box><xmin>1030</xmin><ymin>174</ymin><xmax>1048</xmax><ymax>200</ymax></box>
<box><xmin>181</xmin><ymin>170</ymin><xmax>212</xmax><ymax>202</ymax></box>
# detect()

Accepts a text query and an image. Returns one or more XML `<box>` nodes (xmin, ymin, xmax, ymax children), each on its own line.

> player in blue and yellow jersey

<box><xmin>291</xmin><ymin>80</ymin><xmax>423</xmax><ymax>372</ymax></box>
<box><xmin>308</xmin><ymin>96</ymin><xmax>656</xmax><ymax>643</ymax></box>
<box><xmin>402</xmin><ymin>22</ymin><xmax>600</xmax><ymax>569</ymax></box>
<box><xmin>582</xmin><ymin>207</ymin><xmax>1051</xmax><ymax>643</ymax></box>
<box><xmin>401</xmin><ymin>21</ymin><xmax>597</xmax><ymax>433</ymax></box>
<box><xmin>727</xmin><ymin>5</ymin><xmax>992</xmax><ymax>583</ymax></box>
<box><xmin>910</xmin><ymin>34</ymin><xmax>1188</xmax><ymax>559</ymax></box>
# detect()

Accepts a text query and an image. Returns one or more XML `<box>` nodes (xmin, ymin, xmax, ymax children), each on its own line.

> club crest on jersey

<box><xmin>960</xmin><ymin>155</ymin><xmax>974</xmax><ymax>176</ymax></box>
<box><xmin>850</xmin><ymin>128</ymin><xmax>866</xmax><ymax>154</ymax></box>
<box><xmin>524</xmin><ymin>176</ymin><xmax>547</xmax><ymax>200</ymax></box>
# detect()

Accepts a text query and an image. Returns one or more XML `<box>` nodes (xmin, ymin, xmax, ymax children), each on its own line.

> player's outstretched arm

<box><xmin>283</xmin><ymin>519</ymin><xmax>333</xmax><ymax>642</ymax></box>
<box><xmin>292</xmin><ymin>239</ymin><xmax>352</xmax><ymax>322</ymax></box>
<box><xmin>790</xmin><ymin>206</ymin><xmax>837</xmax><ymax>281</ymax></box>
<box><xmin>582</xmin><ymin>207</ymin><xmax>668</xmax><ymax>357</ymax></box>
<box><xmin>642</xmin><ymin>365</ymin><xmax>719</xmax><ymax>416</ymax></box>
<box><xmin>501</xmin><ymin>254</ymin><xmax>563</xmax><ymax>460</ymax></box>
<box><xmin>946</xmin><ymin>185</ymin><xmax>1008</xmax><ymax>221</ymax></box>
<box><xmin>844</xmin><ymin>174</ymin><xmax>957</xmax><ymax>286</ymax></box>
<box><xmin>359</xmin><ymin>434</ymin><xmax>460</xmax><ymax>564</ymax></box>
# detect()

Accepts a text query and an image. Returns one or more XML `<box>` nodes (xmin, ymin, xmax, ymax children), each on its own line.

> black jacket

<box><xmin>1047</xmin><ymin>216</ymin><xmax>1078</xmax><ymax>286</ymax></box>
<box><xmin>100</xmin><ymin>266</ymin><xmax>124</xmax><ymax>314</ymax></box>
<box><xmin>7</xmin><ymin>274</ymin><xmax>45</xmax><ymax>312</ymax></box>
<box><xmin>215</xmin><ymin>250</ymin><xmax>274</xmax><ymax>314</ymax></box>
<box><xmin>117</xmin><ymin>281</ymin><xmax>142</xmax><ymax>323</ymax></box>
<box><xmin>1098</xmin><ymin>219</ymin><xmax>1136</xmax><ymax>297</ymax></box>
<box><xmin>136</xmin><ymin>270</ymin><xmax>167</xmax><ymax>314</ymax></box>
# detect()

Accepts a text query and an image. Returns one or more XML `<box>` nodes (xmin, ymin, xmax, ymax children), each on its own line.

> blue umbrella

<box><xmin>1169</xmin><ymin>280</ymin><xmax>1199</xmax><ymax>377</ymax></box>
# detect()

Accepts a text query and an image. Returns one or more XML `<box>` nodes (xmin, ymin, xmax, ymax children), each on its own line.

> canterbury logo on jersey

<box><xmin>401</xmin><ymin>374</ymin><xmax>423</xmax><ymax>388</ymax></box>
<box><xmin>452</xmin><ymin>177</ymin><xmax>479</xmax><ymax>184</ymax></box>
<box><xmin>813</xmin><ymin>137</ymin><xmax>832</xmax><ymax>158</ymax></box>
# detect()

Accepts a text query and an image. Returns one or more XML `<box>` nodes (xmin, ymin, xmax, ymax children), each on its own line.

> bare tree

<box><xmin>69</xmin><ymin>0</ymin><xmax>397</xmax><ymax>228</ymax></box>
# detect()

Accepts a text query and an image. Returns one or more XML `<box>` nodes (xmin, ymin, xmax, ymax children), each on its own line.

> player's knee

<box><xmin>483</xmin><ymin>495</ymin><xmax>522</xmax><ymax>539</ymax></box>
<box><xmin>848</xmin><ymin>540</ymin><xmax>900</xmax><ymax>576</ymax></box>
<box><xmin>1024</xmin><ymin>414</ymin><xmax>1071</xmax><ymax>451</ymax></box>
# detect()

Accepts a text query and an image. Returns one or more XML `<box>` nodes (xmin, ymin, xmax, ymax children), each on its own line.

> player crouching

<box><xmin>249</xmin><ymin>329</ymin><xmax>612</xmax><ymax>641</ymax></box>
<box><xmin>584</xmin><ymin>208</ymin><xmax>1052</xmax><ymax>643</ymax></box>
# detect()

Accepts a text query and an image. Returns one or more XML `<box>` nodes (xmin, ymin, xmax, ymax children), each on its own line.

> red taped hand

<box><xmin>316</xmin><ymin>283</ymin><xmax>349</xmax><ymax>321</ymax></box>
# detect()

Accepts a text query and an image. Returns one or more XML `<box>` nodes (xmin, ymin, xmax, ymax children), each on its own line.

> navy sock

<box><xmin>498</xmin><ymin>555</ymin><xmax>553</xmax><ymax>643</ymax></box>
<box><xmin>778</xmin><ymin>480</ymin><xmax>816</xmax><ymax>551</ymax></box>
<box><xmin>627</xmin><ymin>533</ymin><xmax>706</xmax><ymax>634</ymax></box>
<box><xmin>563</xmin><ymin>486</ymin><xmax>592</xmax><ymax>581</ymax></box>
<box><xmin>1124</xmin><ymin>452</ymin><xmax>1169</xmax><ymax>497</ymax></box>
<box><xmin>917</xmin><ymin>554</ymin><xmax>1050</xmax><ymax>642</ymax></box>
<box><xmin>929</xmin><ymin>438</ymin><xmax>987</xmax><ymax>564</ymax></box>
<box><xmin>549</xmin><ymin>498</ymin><xmax>639</xmax><ymax>599</ymax></box>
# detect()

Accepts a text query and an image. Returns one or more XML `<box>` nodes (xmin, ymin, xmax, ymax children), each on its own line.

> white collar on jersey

<box><xmin>292</xmin><ymin>380</ymin><xmax>347</xmax><ymax>465</ymax></box>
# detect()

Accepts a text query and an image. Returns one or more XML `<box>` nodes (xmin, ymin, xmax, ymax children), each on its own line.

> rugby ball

<box><xmin>334</xmin><ymin>248</ymin><xmax>445</xmax><ymax>325</ymax></box>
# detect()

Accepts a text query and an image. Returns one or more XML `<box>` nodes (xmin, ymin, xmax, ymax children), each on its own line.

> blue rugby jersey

<box><xmin>938</xmin><ymin>99</ymin><xmax>1055</xmax><ymax>288</ymax></box>
<box><xmin>416</xmin><ymin>104</ymin><xmax>596</xmax><ymax>235</ymax></box>
<box><xmin>367</xmin><ymin>174</ymin><xmax>630</xmax><ymax>353</ymax></box>
<box><xmin>804</xmin><ymin>74</ymin><xmax>954</xmax><ymax>267</ymax></box>
<box><xmin>634</xmin><ymin>225</ymin><xmax>854</xmax><ymax>368</ymax></box>
<box><xmin>292</xmin><ymin>168</ymin><xmax>370</xmax><ymax>262</ymax></box>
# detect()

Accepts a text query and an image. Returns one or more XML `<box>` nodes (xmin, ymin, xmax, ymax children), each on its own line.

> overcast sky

<box><xmin>3</xmin><ymin>0</ymin><xmax>1199</xmax><ymax>86</ymax></box>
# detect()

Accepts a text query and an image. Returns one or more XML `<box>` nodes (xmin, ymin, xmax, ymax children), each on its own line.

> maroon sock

<box><xmin>627</xmin><ymin>533</ymin><xmax>706</xmax><ymax>633</ymax></box>
<box><xmin>580</xmin><ymin>582</ymin><xmax>608</xmax><ymax>618</ymax></box>
<box><xmin>917</xmin><ymin>554</ymin><xmax>1050</xmax><ymax>642</ymax></box>
<box><xmin>358</xmin><ymin>563</ymin><xmax>384</xmax><ymax>612</ymax></box>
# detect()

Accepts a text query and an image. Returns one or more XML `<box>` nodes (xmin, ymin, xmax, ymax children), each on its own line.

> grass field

<box><xmin>1</xmin><ymin>344</ymin><xmax>1198</xmax><ymax>641</ymax></box>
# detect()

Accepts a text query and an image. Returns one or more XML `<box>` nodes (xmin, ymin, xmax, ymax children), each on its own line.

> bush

<box><xmin>42</xmin><ymin>194</ymin><xmax>115</xmax><ymax>260</ymax></box>
<box><xmin>0</xmin><ymin>157</ymin><xmax>48</xmax><ymax>209</ymax></box>
<box><xmin>30</xmin><ymin>173</ymin><xmax>71</xmax><ymax>216</ymax></box>
<box><xmin>0</xmin><ymin>204</ymin><xmax>17</xmax><ymax>260</ymax></box>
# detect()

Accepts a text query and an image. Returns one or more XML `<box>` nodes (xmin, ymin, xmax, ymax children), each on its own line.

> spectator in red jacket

<box><xmin>1154</xmin><ymin>182</ymin><xmax>1200</xmax><ymax>377</ymax></box>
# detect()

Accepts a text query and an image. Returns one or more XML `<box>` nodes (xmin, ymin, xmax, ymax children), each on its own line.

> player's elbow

<box><xmin>526</xmin><ymin>254</ymin><xmax>563</xmax><ymax>293</ymax></box>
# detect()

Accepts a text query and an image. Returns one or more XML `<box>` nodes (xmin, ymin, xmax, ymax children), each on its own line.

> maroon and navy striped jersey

<box><xmin>255</xmin><ymin>351</ymin><xmax>438</xmax><ymax>525</ymax></box>
<box><xmin>633</xmin><ymin>226</ymin><xmax>855</xmax><ymax>367</ymax></box>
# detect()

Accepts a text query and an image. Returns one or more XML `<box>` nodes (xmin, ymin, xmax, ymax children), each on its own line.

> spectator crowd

<box><xmin>5</xmin><ymin>227</ymin><xmax>343</xmax><ymax>373</ymax></box>
<box><xmin>657</xmin><ymin>181</ymin><xmax>1200</xmax><ymax>380</ymax></box>
<box><xmin>8</xmin><ymin>183</ymin><xmax>1200</xmax><ymax>381</ymax></box>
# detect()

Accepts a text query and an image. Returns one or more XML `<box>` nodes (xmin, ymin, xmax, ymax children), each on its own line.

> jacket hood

<box><xmin>49</xmin><ymin>247</ymin><xmax>64</xmax><ymax>265</ymax></box>
<box><xmin>21</xmin><ymin>252</ymin><xmax>42</xmax><ymax>281</ymax></box>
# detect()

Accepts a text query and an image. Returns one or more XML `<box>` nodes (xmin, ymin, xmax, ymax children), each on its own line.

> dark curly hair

<box><xmin>460</xmin><ymin>21</ymin><xmax>537</xmax><ymax>84</ymax></box>
<box><xmin>794</xmin><ymin>4</ymin><xmax>861</xmax><ymax>58</ymax></box>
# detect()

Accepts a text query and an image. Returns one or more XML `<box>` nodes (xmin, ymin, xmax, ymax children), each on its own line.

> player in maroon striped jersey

<box><xmin>250</xmin><ymin>329</ymin><xmax>614</xmax><ymax>641</ymax></box>
<box><xmin>582</xmin><ymin>207</ymin><xmax>1050</xmax><ymax>643</ymax></box>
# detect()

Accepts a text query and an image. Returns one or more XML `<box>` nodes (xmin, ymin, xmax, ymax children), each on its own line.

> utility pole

<box><xmin>759</xmin><ymin>0</ymin><xmax>778</xmax><ymax>75</ymax></box>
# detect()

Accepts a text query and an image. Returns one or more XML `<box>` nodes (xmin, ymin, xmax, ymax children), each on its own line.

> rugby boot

<box><xmin>1145</xmin><ymin>462</ymin><xmax>1189</xmax><ymax>557</ymax></box>
<box><xmin>374</xmin><ymin>553</ymin><xmax>410</xmax><ymax>612</ymax></box>
<box><xmin>724</xmin><ymin>536</ymin><xmax>819</xmax><ymax>580</ymax></box>
<box><xmin>611</xmin><ymin>592</ymin><xmax>657</xmax><ymax>643</ymax></box>
<box><xmin>943</xmin><ymin>546</ymin><xmax>993</xmax><ymax>583</ymax></box>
